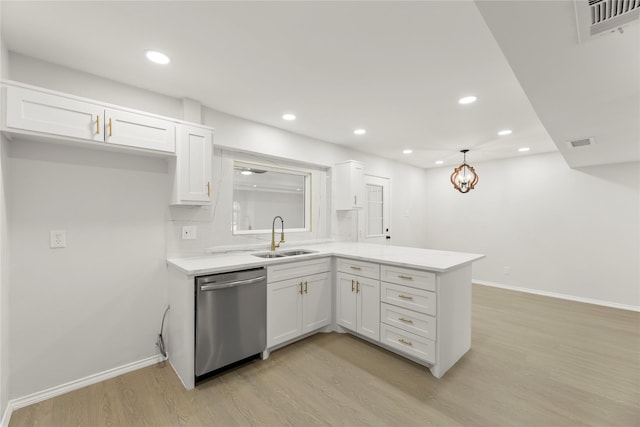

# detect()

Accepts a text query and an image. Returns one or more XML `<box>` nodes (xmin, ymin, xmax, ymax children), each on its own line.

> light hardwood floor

<box><xmin>9</xmin><ymin>285</ymin><xmax>640</xmax><ymax>426</ymax></box>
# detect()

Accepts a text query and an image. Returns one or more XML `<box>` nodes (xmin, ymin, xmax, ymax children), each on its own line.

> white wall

<box><xmin>424</xmin><ymin>152</ymin><xmax>640</xmax><ymax>309</ymax></box>
<box><xmin>6</xmin><ymin>140</ymin><xmax>170</xmax><ymax>398</ymax></box>
<box><xmin>0</xmin><ymin>19</ymin><xmax>11</xmax><ymax>420</ymax></box>
<box><xmin>0</xmin><ymin>133</ymin><xmax>10</xmax><ymax>422</ymax></box>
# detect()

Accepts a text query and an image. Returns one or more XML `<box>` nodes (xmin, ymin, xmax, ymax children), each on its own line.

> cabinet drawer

<box><xmin>380</xmin><ymin>302</ymin><xmax>436</xmax><ymax>340</ymax></box>
<box><xmin>380</xmin><ymin>323</ymin><xmax>435</xmax><ymax>364</ymax></box>
<box><xmin>336</xmin><ymin>258</ymin><xmax>379</xmax><ymax>280</ymax></box>
<box><xmin>381</xmin><ymin>282</ymin><xmax>436</xmax><ymax>315</ymax></box>
<box><xmin>380</xmin><ymin>265</ymin><xmax>435</xmax><ymax>291</ymax></box>
<box><xmin>267</xmin><ymin>257</ymin><xmax>331</xmax><ymax>283</ymax></box>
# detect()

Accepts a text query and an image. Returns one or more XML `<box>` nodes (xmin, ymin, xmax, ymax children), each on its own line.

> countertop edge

<box><xmin>167</xmin><ymin>245</ymin><xmax>485</xmax><ymax>277</ymax></box>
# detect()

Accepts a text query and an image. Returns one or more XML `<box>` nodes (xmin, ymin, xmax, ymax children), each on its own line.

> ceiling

<box><xmin>0</xmin><ymin>1</ymin><xmax>637</xmax><ymax>169</ymax></box>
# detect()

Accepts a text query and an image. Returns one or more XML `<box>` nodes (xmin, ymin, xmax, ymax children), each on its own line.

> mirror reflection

<box><xmin>233</xmin><ymin>162</ymin><xmax>310</xmax><ymax>233</ymax></box>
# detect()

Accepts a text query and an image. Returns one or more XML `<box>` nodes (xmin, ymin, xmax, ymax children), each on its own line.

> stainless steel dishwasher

<box><xmin>195</xmin><ymin>267</ymin><xmax>266</xmax><ymax>380</ymax></box>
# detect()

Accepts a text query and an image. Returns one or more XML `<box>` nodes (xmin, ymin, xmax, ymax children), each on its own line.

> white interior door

<box><xmin>362</xmin><ymin>175</ymin><xmax>390</xmax><ymax>244</ymax></box>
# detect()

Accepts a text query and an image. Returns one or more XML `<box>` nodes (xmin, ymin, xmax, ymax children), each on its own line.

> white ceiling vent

<box><xmin>567</xmin><ymin>137</ymin><xmax>595</xmax><ymax>148</ymax></box>
<box><xmin>575</xmin><ymin>0</ymin><xmax>640</xmax><ymax>42</ymax></box>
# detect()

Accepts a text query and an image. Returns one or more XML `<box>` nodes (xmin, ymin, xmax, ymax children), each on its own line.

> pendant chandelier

<box><xmin>450</xmin><ymin>149</ymin><xmax>478</xmax><ymax>193</ymax></box>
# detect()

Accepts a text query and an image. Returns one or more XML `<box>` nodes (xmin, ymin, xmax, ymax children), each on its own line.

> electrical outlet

<box><xmin>503</xmin><ymin>266</ymin><xmax>511</xmax><ymax>275</ymax></box>
<box><xmin>182</xmin><ymin>225</ymin><xmax>197</xmax><ymax>240</ymax></box>
<box><xmin>50</xmin><ymin>230</ymin><xmax>67</xmax><ymax>248</ymax></box>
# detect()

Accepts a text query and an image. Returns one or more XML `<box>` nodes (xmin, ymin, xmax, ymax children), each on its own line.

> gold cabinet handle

<box><xmin>299</xmin><ymin>282</ymin><xmax>303</xmax><ymax>295</ymax></box>
<box><xmin>398</xmin><ymin>294</ymin><xmax>413</xmax><ymax>300</ymax></box>
<box><xmin>207</xmin><ymin>181</ymin><xmax>211</xmax><ymax>197</ymax></box>
<box><xmin>304</xmin><ymin>281</ymin><xmax>308</xmax><ymax>294</ymax></box>
<box><xmin>96</xmin><ymin>115</ymin><xmax>100</xmax><ymax>135</ymax></box>
<box><xmin>351</xmin><ymin>279</ymin><xmax>354</xmax><ymax>292</ymax></box>
<box><xmin>398</xmin><ymin>317</ymin><xmax>414</xmax><ymax>324</ymax></box>
<box><xmin>108</xmin><ymin>118</ymin><xmax>113</xmax><ymax>137</ymax></box>
<box><xmin>398</xmin><ymin>338</ymin><xmax>413</xmax><ymax>346</ymax></box>
<box><xmin>350</xmin><ymin>266</ymin><xmax>361</xmax><ymax>270</ymax></box>
<box><xmin>356</xmin><ymin>280</ymin><xmax>360</xmax><ymax>294</ymax></box>
<box><xmin>398</xmin><ymin>275</ymin><xmax>413</xmax><ymax>280</ymax></box>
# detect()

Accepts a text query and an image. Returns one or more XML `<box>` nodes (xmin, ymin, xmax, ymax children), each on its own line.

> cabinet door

<box><xmin>105</xmin><ymin>108</ymin><xmax>176</xmax><ymax>153</ymax></box>
<box><xmin>336</xmin><ymin>272</ymin><xmax>357</xmax><ymax>331</ymax></box>
<box><xmin>334</xmin><ymin>161</ymin><xmax>364</xmax><ymax>210</ymax></box>
<box><xmin>302</xmin><ymin>272</ymin><xmax>331</xmax><ymax>334</ymax></box>
<box><xmin>174</xmin><ymin>124</ymin><xmax>212</xmax><ymax>204</ymax></box>
<box><xmin>267</xmin><ymin>278</ymin><xmax>303</xmax><ymax>347</ymax></box>
<box><xmin>356</xmin><ymin>276</ymin><xmax>380</xmax><ymax>341</ymax></box>
<box><xmin>6</xmin><ymin>85</ymin><xmax>103</xmax><ymax>142</ymax></box>
<box><xmin>351</xmin><ymin>162</ymin><xmax>364</xmax><ymax>208</ymax></box>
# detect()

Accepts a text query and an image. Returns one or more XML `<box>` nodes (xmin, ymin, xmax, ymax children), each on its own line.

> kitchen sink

<box><xmin>252</xmin><ymin>252</ymin><xmax>286</xmax><ymax>258</ymax></box>
<box><xmin>252</xmin><ymin>249</ymin><xmax>317</xmax><ymax>259</ymax></box>
<box><xmin>281</xmin><ymin>249</ymin><xmax>317</xmax><ymax>256</ymax></box>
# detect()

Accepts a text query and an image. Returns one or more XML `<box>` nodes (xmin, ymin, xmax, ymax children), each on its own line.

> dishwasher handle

<box><xmin>199</xmin><ymin>275</ymin><xmax>266</xmax><ymax>291</ymax></box>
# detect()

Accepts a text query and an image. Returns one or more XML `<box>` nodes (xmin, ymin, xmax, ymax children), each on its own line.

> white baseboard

<box><xmin>474</xmin><ymin>280</ymin><xmax>640</xmax><ymax>312</ymax></box>
<box><xmin>1</xmin><ymin>354</ymin><xmax>164</xmax><ymax>427</ymax></box>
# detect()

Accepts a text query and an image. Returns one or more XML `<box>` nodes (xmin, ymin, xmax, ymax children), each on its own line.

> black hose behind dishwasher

<box><xmin>156</xmin><ymin>305</ymin><xmax>170</xmax><ymax>358</ymax></box>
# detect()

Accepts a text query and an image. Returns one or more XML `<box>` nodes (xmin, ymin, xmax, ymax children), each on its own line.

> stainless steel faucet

<box><xmin>271</xmin><ymin>216</ymin><xmax>285</xmax><ymax>251</ymax></box>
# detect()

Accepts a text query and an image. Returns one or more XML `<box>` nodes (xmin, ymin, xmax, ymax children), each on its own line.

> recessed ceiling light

<box><xmin>498</xmin><ymin>129</ymin><xmax>512</xmax><ymax>136</ymax></box>
<box><xmin>145</xmin><ymin>50</ymin><xmax>170</xmax><ymax>65</ymax></box>
<box><xmin>402</xmin><ymin>149</ymin><xmax>413</xmax><ymax>154</ymax></box>
<box><xmin>458</xmin><ymin>96</ymin><xmax>477</xmax><ymax>105</ymax></box>
<box><xmin>518</xmin><ymin>147</ymin><xmax>530</xmax><ymax>152</ymax></box>
<box><xmin>435</xmin><ymin>160</ymin><xmax>444</xmax><ymax>165</ymax></box>
<box><xmin>354</xmin><ymin>129</ymin><xmax>366</xmax><ymax>135</ymax></box>
<box><xmin>241</xmin><ymin>170</ymin><xmax>252</xmax><ymax>176</ymax></box>
<box><xmin>282</xmin><ymin>113</ymin><xmax>296</xmax><ymax>121</ymax></box>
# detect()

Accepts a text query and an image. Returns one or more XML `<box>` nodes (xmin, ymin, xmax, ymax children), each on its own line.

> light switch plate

<box><xmin>182</xmin><ymin>225</ymin><xmax>197</xmax><ymax>240</ymax></box>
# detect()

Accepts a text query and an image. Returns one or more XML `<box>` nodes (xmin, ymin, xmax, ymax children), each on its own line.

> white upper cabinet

<box><xmin>171</xmin><ymin>124</ymin><xmax>213</xmax><ymax>205</ymax></box>
<box><xmin>104</xmin><ymin>108</ymin><xmax>175</xmax><ymax>153</ymax></box>
<box><xmin>334</xmin><ymin>160</ymin><xmax>364</xmax><ymax>210</ymax></box>
<box><xmin>6</xmin><ymin>84</ymin><xmax>104</xmax><ymax>142</ymax></box>
<box><xmin>3</xmin><ymin>81</ymin><xmax>177</xmax><ymax>154</ymax></box>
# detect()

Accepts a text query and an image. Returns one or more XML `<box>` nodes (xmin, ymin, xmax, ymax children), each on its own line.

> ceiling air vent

<box><xmin>575</xmin><ymin>0</ymin><xmax>640</xmax><ymax>41</ymax></box>
<box><xmin>589</xmin><ymin>0</ymin><xmax>640</xmax><ymax>34</ymax></box>
<box><xmin>567</xmin><ymin>137</ymin><xmax>595</xmax><ymax>148</ymax></box>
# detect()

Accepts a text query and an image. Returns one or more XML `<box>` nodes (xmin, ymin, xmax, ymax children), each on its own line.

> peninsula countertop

<box><xmin>167</xmin><ymin>242</ymin><xmax>485</xmax><ymax>276</ymax></box>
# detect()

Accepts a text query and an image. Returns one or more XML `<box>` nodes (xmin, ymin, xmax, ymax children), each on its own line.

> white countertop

<box><xmin>167</xmin><ymin>242</ymin><xmax>484</xmax><ymax>276</ymax></box>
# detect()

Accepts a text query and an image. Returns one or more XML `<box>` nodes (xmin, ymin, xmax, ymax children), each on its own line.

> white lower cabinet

<box><xmin>380</xmin><ymin>302</ymin><xmax>436</xmax><ymax>341</ymax></box>
<box><xmin>259</xmin><ymin>255</ymin><xmax>469</xmax><ymax>378</ymax></box>
<box><xmin>379</xmin><ymin>264</ymin><xmax>438</xmax><ymax>365</ymax></box>
<box><xmin>335</xmin><ymin>258</ymin><xmax>380</xmax><ymax>341</ymax></box>
<box><xmin>380</xmin><ymin>323</ymin><xmax>435</xmax><ymax>363</ymax></box>
<box><xmin>267</xmin><ymin>258</ymin><xmax>331</xmax><ymax>348</ymax></box>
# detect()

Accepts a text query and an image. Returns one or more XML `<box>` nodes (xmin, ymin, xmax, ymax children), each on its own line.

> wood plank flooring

<box><xmin>9</xmin><ymin>285</ymin><xmax>640</xmax><ymax>426</ymax></box>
